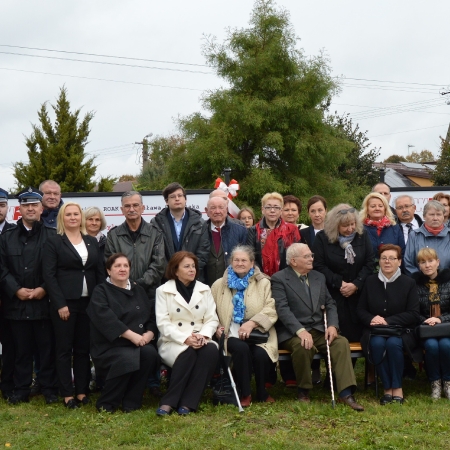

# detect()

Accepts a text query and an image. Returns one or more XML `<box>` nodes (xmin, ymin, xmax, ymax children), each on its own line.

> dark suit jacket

<box><xmin>271</xmin><ymin>267</ymin><xmax>339</xmax><ymax>344</ymax></box>
<box><xmin>299</xmin><ymin>226</ymin><xmax>317</xmax><ymax>249</ymax></box>
<box><xmin>43</xmin><ymin>233</ymin><xmax>105</xmax><ymax>310</ymax></box>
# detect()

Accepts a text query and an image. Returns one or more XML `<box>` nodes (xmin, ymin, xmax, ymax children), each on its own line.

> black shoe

<box><xmin>30</xmin><ymin>378</ymin><xmax>41</xmax><ymax>396</ymax></box>
<box><xmin>97</xmin><ymin>405</ymin><xmax>115</xmax><ymax>413</ymax></box>
<box><xmin>1</xmin><ymin>390</ymin><xmax>14</xmax><ymax>400</ymax></box>
<box><xmin>45</xmin><ymin>394</ymin><xmax>59</xmax><ymax>404</ymax></box>
<box><xmin>380</xmin><ymin>394</ymin><xmax>393</xmax><ymax>405</ymax></box>
<box><xmin>75</xmin><ymin>396</ymin><xmax>91</xmax><ymax>406</ymax></box>
<box><xmin>64</xmin><ymin>398</ymin><xmax>78</xmax><ymax>409</ymax></box>
<box><xmin>392</xmin><ymin>396</ymin><xmax>404</xmax><ymax>404</ymax></box>
<box><xmin>8</xmin><ymin>394</ymin><xmax>30</xmax><ymax>405</ymax></box>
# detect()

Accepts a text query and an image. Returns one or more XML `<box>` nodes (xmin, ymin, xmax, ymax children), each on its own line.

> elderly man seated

<box><xmin>271</xmin><ymin>243</ymin><xmax>364</xmax><ymax>411</ymax></box>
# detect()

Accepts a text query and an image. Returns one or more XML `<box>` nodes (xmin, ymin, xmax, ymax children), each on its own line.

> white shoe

<box><xmin>443</xmin><ymin>380</ymin><xmax>450</xmax><ymax>400</ymax></box>
<box><xmin>431</xmin><ymin>380</ymin><xmax>442</xmax><ymax>400</ymax></box>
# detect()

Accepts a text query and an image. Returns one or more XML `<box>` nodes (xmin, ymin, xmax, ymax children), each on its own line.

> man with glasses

<box><xmin>105</xmin><ymin>191</ymin><xmax>165</xmax><ymax>299</ymax></box>
<box><xmin>247</xmin><ymin>192</ymin><xmax>300</xmax><ymax>277</ymax></box>
<box><xmin>271</xmin><ymin>243</ymin><xmax>363</xmax><ymax>410</ymax></box>
<box><xmin>39</xmin><ymin>180</ymin><xmax>63</xmax><ymax>229</ymax></box>
<box><xmin>204</xmin><ymin>196</ymin><xmax>247</xmax><ymax>286</ymax></box>
<box><xmin>394</xmin><ymin>195</ymin><xmax>423</xmax><ymax>244</ymax></box>
<box><xmin>152</xmin><ymin>182</ymin><xmax>209</xmax><ymax>281</ymax></box>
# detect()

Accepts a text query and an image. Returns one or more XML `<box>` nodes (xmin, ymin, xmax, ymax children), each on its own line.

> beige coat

<box><xmin>156</xmin><ymin>280</ymin><xmax>219</xmax><ymax>367</ymax></box>
<box><xmin>211</xmin><ymin>267</ymin><xmax>278</xmax><ymax>362</ymax></box>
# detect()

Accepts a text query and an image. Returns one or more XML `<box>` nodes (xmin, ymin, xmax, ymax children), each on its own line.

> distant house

<box><xmin>112</xmin><ymin>180</ymin><xmax>136</xmax><ymax>192</ymax></box>
<box><xmin>374</xmin><ymin>162</ymin><xmax>436</xmax><ymax>187</ymax></box>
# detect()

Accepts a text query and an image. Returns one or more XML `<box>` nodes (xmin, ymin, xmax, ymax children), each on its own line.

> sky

<box><xmin>1</xmin><ymin>0</ymin><xmax>449</xmax><ymax>192</ymax></box>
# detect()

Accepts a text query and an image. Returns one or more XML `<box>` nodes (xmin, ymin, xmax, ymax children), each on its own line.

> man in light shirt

<box><xmin>394</xmin><ymin>195</ymin><xmax>423</xmax><ymax>244</ymax></box>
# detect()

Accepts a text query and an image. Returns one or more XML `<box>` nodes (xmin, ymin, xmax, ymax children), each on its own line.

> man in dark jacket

<box><xmin>0</xmin><ymin>187</ymin><xmax>58</xmax><ymax>404</ymax></box>
<box><xmin>152</xmin><ymin>182</ymin><xmax>209</xmax><ymax>281</ymax></box>
<box><xmin>39</xmin><ymin>180</ymin><xmax>63</xmax><ymax>229</ymax></box>
<box><xmin>394</xmin><ymin>194</ymin><xmax>423</xmax><ymax>245</ymax></box>
<box><xmin>204</xmin><ymin>196</ymin><xmax>247</xmax><ymax>286</ymax></box>
<box><xmin>0</xmin><ymin>188</ymin><xmax>16</xmax><ymax>399</ymax></box>
<box><xmin>271</xmin><ymin>243</ymin><xmax>363</xmax><ymax>411</ymax></box>
<box><xmin>104</xmin><ymin>191</ymin><xmax>165</xmax><ymax>299</ymax></box>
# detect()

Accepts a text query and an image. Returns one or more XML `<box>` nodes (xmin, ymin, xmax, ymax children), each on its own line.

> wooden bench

<box><xmin>277</xmin><ymin>342</ymin><xmax>369</xmax><ymax>387</ymax></box>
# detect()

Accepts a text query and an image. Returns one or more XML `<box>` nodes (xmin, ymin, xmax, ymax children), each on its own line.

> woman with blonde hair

<box><xmin>247</xmin><ymin>192</ymin><xmax>300</xmax><ymax>277</ymax></box>
<box><xmin>313</xmin><ymin>204</ymin><xmax>374</xmax><ymax>342</ymax></box>
<box><xmin>413</xmin><ymin>247</ymin><xmax>450</xmax><ymax>399</ymax></box>
<box><xmin>84</xmin><ymin>206</ymin><xmax>108</xmax><ymax>259</ymax></box>
<box><xmin>43</xmin><ymin>202</ymin><xmax>104</xmax><ymax>409</ymax></box>
<box><xmin>360</xmin><ymin>192</ymin><xmax>405</xmax><ymax>263</ymax></box>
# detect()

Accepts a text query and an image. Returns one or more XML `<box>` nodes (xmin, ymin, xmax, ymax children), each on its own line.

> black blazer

<box><xmin>300</xmin><ymin>226</ymin><xmax>317</xmax><ymax>249</ymax></box>
<box><xmin>43</xmin><ymin>233</ymin><xmax>105</xmax><ymax>310</ymax></box>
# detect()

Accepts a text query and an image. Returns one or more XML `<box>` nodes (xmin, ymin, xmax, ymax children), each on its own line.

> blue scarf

<box><xmin>227</xmin><ymin>265</ymin><xmax>254</xmax><ymax>324</ymax></box>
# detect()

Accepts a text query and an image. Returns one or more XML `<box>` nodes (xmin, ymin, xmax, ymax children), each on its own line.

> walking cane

<box><xmin>223</xmin><ymin>348</ymin><xmax>245</xmax><ymax>413</ymax></box>
<box><xmin>321</xmin><ymin>305</ymin><xmax>336</xmax><ymax>409</ymax></box>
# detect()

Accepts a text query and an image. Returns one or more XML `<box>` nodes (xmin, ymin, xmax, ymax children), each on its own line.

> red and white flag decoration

<box><xmin>214</xmin><ymin>177</ymin><xmax>241</xmax><ymax>218</ymax></box>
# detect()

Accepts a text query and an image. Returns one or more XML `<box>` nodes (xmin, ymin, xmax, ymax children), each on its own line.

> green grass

<box><xmin>1</xmin><ymin>361</ymin><xmax>449</xmax><ymax>450</ymax></box>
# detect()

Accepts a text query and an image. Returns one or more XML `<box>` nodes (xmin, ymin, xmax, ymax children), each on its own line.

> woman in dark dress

<box><xmin>357</xmin><ymin>244</ymin><xmax>421</xmax><ymax>405</ymax></box>
<box><xmin>313</xmin><ymin>204</ymin><xmax>374</xmax><ymax>343</ymax></box>
<box><xmin>43</xmin><ymin>202</ymin><xmax>104</xmax><ymax>409</ymax></box>
<box><xmin>87</xmin><ymin>253</ymin><xmax>159</xmax><ymax>413</ymax></box>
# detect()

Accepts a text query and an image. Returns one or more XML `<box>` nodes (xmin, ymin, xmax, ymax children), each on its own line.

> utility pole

<box><xmin>407</xmin><ymin>144</ymin><xmax>415</xmax><ymax>156</ymax></box>
<box><xmin>135</xmin><ymin>133</ymin><xmax>153</xmax><ymax>171</ymax></box>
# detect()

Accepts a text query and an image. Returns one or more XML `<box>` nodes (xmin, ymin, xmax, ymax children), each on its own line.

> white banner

<box><xmin>390</xmin><ymin>189</ymin><xmax>449</xmax><ymax>218</ymax></box>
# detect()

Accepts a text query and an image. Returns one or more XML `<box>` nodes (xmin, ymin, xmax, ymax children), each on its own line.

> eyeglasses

<box><xmin>338</xmin><ymin>208</ymin><xmax>356</xmax><ymax>215</ymax></box>
<box><xmin>263</xmin><ymin>206</ymin><xmax>282</xmax><ymax>211</ymax></box>
<box><xmin>395</xmin><ymin>204</ymin><xmax>414</xmax><ymax>211</ymax></box>
<box><xmin>168</xmin><ymin>194</ymin><xmax>185</xmax><ymax>200</ymax></box>
<box><xmin>380</xmin><ymin>257</ymin><xmax>398</xmax><ymax>262</ymax></box>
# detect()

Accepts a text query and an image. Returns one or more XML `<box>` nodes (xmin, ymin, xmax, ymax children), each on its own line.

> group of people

<box><xmin>0</xmin><ymin>180</ymin><xmax>449</xmax><ymax>415</ymax></box>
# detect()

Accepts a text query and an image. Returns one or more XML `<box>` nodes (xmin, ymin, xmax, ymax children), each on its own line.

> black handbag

<box><xmin>370</xmin><ymin>325</ymin><xmax>404</xmax><ymax>337</ymax></box>
<box><xmin>245</xmin><ymin>329</ymin><xmax>269</xmax><ymax>345</ymax></box>
<box><xmin>416</xmin><ymin>323</ymin><xmax>450</xmax><ymax>339</ymax></box>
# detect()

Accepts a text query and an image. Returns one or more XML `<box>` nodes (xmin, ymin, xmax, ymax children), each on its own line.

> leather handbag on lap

<box><xmin>416</xmin><ymin>323</ymin><xmax>450</xmax><ymax>339</ymax></box>
<box><xmin>370</xmin><ymin>325</ymin><xmax>404</xmax><ymax>337</ymax></box>
<box><xmin>245</xmin><ymin>329</ymin><xmax>269</xmax><ymax>345</ymax></box>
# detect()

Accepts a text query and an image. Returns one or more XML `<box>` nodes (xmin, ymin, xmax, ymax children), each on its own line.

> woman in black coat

<box><xmin>300</xmin><ymin>195</ymin><xmax>328</xmax><ymax>249</ymax></box>
<box><xmin>43</xmin><ymin>202</ymin><xmax>104</xmax><ymax>409</ymax></box>
<box><xmin>87</xmin><ymin>253</ymin><xmax>159</xmax><ymax>413</ymax></box>
<box><xmin>357</xmin><ymin>244</ymin><xmax>420</xmax><ymax>405</ymax></box>
<box><xmin>313</xmin><ymin>204</ymin><xmax>374</xmax><ymax>342</ymax></box>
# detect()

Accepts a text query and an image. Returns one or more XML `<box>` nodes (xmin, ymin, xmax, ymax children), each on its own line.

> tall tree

<box><xmin>384</xmin><ymin>154</ymin><xmax>407</xmax><ymax>163</ymax></box>
<box><xmin>157</xmin><ymin>0</ymin><xmax>355</xmax><ymax>208</ymax></box>
<box><xmin>432</xmin><ymin>138</ymin><xmax>450</xmax><ymax>186</ymax></box>
<box><xmin>13</xmin><ymin>86</ymin><xmax>97</xmax><ymax>192</ymax></box>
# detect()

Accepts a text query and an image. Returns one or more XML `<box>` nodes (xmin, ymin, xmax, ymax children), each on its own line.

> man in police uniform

<box><xmin>0</xmin><ymin>187</ymin><xmax>58</xmax><ymax>404</ymax></box>
<box><xmin>0</xmin><ymin>188</ymin><xmax>16</xmax><ymax>399</ymax></box>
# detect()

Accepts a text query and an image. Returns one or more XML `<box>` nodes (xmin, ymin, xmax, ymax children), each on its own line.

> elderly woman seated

<box><xmin>357</xmin><ymin>244</ymin><xmax>421</xmax><ymax>405</ymax></box>
<box><xmin>87</xmin><ymin>253</ymin><xmax>159</xmax><ymax>413</ymax></box>
<box><xmin>211</xmin><ymin>245</ymin><xmax>278</xmax><ymax>407</ymax></box>
<box><xmin>155</xmin><ymin>251</ymin><xmax>219</xmax><ymax>416</ymax></box>
<box><xmin>414</xmin><ymin>248</ymin><xmax>450</xmax><ymax>399</ymax></box>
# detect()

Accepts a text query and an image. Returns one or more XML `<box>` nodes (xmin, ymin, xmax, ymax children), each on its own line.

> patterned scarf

<box><xmin>363</xmin><ymin>216</ymin><xmax>392</xmax><ymax>236</ymax></box>
<box><xmin>227</xmin><ymin>265</ymin><xmax>254</xmax><ymax>324</ymax></box>
<box><xmin>256</xmin><ymin>219</ymin><xmax>300</xmax><ymax>276</ymax></box>
<box><xmin>426</xmin><ymin>279</ymin><xmax>441</xmax><ymax>317</ymax></box>
<box><xmin>338</xmin><ymin>233</ymin><xmax>356</xmax><ymax>265</ymax></box>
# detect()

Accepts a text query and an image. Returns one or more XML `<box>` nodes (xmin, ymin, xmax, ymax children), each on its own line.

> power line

<box><xmin>339</xmin><ymin>77</ymin><xmax>447</xmax><ymax>87</ymax></box>
<box><xmin>0</xmin><ymin>51</ymin><xmax>213</xmax><ymax>74</ymax></box>
<box><xmin>370</xmin><ymin>124</ymin><xmax>449</xmax><ymax>138</ymax></box>
<box><xmin>0</xmin><ymin>67</ymin><xmax>204</xmax><ymax>91</ymax></box>
<box><xmin>0</xmin><ymin>44</ymin><xmax>209</xmax><ymax>67</ymax></box>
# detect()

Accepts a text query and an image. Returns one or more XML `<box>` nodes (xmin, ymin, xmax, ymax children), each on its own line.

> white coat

<box><xmin>156</xmin><ymin>279</ymin><xmax>219</xmax><ymax>367</ymax></box>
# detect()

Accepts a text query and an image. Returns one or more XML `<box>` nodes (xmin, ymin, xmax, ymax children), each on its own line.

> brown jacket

<box><xmin>211</xmin><ymin>267</ymin><xmax>278</xmax><ymax>362</ymax></box>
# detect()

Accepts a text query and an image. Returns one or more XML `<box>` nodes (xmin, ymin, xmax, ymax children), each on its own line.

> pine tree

<box><xmin>13</xmin><ymin>86</ymin><xmax>97</xmax><ymax>192</ymax></box>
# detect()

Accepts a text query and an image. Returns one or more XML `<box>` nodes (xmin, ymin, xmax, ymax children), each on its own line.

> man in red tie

<box><xmin>205</xmin><ymin>196</ymin><xmax>247</xmax><ymax>286</ymax></box>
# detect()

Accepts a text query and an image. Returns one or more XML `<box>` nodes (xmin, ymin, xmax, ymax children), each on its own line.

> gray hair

<box><xmin>229</xmin><ymin>245</ymin><xmax>255</xmax><ymax>264</ymax></box>
<box><xmin>84</xmin><ymin>206</ymin><xmax>107</xmax><ymax>231</ymax></box>
<box><xmin>39</xmin><ymin>180</ymin><xmax>61</xmax><ymax>192</ymax></box>
<box><xmin>286</xmin><ymin>243</ymin><xmax>310</xmax><ymax>265</ymax></box>
<box><xmin>423</xmin><ymin>200</ymin><xmax>445</xmax><ymax>216</ymax></box>
<box><xmin>121</xmin><ymin>190</ymin><xmax>143</xmax><ymax>204</ymax></box>
<box><xmin>394</xmin><ymin>194</ymin><xmax>415</xmax><ymax>207</ymax></box>
<box><xmin>324</xmin><ymin>204</ymin><xmax>364</xmax><ymax>244</ymax></box>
